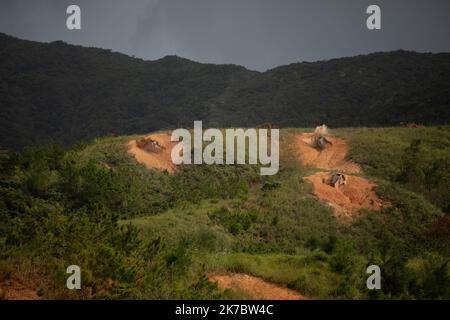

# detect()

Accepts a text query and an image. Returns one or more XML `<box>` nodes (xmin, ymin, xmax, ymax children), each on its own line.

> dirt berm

<box><xmin>294</xmin><ymin>132</ymin><xmax>361</xmax><ymax>173</ymax></box>
<box><xmin>305</xmin><ymin>172</ymin><xmax>382</xmax><ymax>219</ymax></box>
<box><xmin>127</xmin><ymin>133</ymin><xmax>176</xmax><ymax>173</ymax></box>
<box><xmin>294</xmin><ymin>131</ymin><xmax>383</xmax><ymax>219</ymax></box>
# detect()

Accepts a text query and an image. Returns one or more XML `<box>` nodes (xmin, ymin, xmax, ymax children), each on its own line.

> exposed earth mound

<box><xmin>305</xmin><ymin>172</ymin><xmax>382</xmax><ymax>219</ymax></box>
<box><xmin>209</xmin><ymin>273</ymin><xmax>306</xmax><ymax>300</ymax></box>
<box><xmin>127</xmin><ymin>133</ymin><xmax>176</xmax><ymax>173</ymax></box>
<box><xmin>294</xmin><ymin>132</ymin><xmax>361</xmax><ymax>173</ymax></box>
<box><xmin>294</xmin><ymin>129</ymin><xmax>383</xmax><ymax>219</ymax></box>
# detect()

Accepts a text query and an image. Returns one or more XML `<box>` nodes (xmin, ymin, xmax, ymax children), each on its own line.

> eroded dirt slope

<box><xmin>294</xmin><ymin>131</ymin><xmax>383</xmax><ymax>219</ymax></box>
<box><xmin>209</xmin><ymin>273</ymin><xmax>307</xmax><ymax>300</ymax></box>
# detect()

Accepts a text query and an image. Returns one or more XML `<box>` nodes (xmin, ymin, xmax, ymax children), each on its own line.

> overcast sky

<box><xmin>0</xmin><ymin>0</ymin><xmax>449</xmax><ymax>71</ymax></box>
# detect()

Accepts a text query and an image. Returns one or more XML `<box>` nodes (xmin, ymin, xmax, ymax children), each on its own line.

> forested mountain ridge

<box><xmin>1</xmin><ymin>32</ymin><xmax>449</xmax><ymax>150</ymax></box>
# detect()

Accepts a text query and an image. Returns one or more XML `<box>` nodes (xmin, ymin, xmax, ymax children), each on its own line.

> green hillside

<box><xmin>1</xmin><ymin>32</ymin><xmax>450</xmax><ymax>150</ymax></box>
<box><xmin>1</xmin><ymin>126</ymin><xmax>449</xmax><ymax>299</ymax></box>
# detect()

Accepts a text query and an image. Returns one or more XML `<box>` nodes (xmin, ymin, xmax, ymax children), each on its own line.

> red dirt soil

<box><xmin>305</xmin><ymin>172</ymin><xmax>382</xmax><ymax>220</ymax></box>
<box><xmin>293</xmin><ymin>131</ymin><xmax>383</xmax><ymax>219</ymax></box>
<box><xmin>294</xmin><ymin>133</ymin><xmax>361</xmax><ymax>173</ymax></box>
<box><xmin>127</xmin><ymin>133</ymin><xmax>177</xmax><ymax>173</ymax></box>
<box><xmin>209</xmin><ymin>273</ymin><xmax>307</xmax><ymax>300</ymax></box>
<box><xmin>0</xmin><ymin>278</ymin><xmax>39</xmax><ymax>300</ymax></box>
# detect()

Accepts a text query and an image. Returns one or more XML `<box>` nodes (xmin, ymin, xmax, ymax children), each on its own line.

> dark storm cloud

<box><xmin>0</xmin><ymin>0</ymin><xmax>449</xmax><ymax>70</ymax></box>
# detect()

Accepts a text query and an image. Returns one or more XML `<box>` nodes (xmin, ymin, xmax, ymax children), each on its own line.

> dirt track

<box><xmin>127</xmin><ymin>133</ymin><xmax>176</xmax><ymax>173</ymax></box>
<box><xmin>209</xmin><ymin>273</ymin><xmax>306</xmax><ymax>300</ymax></box>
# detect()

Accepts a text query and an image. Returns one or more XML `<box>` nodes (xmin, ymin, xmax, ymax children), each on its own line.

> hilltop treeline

<box><xmin>1</xmin><ymin>32</ymin><xmax>450</xmax><ymax>150</ymax></box>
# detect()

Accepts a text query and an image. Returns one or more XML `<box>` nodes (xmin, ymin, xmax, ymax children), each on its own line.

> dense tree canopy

<box><xmin>1</xmin><ymin>32</ymin><xmax>449</xmax><ymax>150</ymax></box>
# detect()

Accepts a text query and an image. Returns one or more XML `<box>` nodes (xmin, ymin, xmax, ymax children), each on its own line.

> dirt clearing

<box><xmin>305</xmin><ymin>171</ymin><xmax>382</xmax><ymax>219</ymax></box>
<box><xmin>294</xmin><ymin>132</ymin><xmax>361</xmax><ymax>173</ymax></box>
<box><xmin>127</xmin><ymin>133</ymin><xmax>176</xmax><ymax>173</ymax></box>
<box><xmin>209</xmin><ymin>273</ymin><xmax>307</xmax><ymax>300</ymax></box>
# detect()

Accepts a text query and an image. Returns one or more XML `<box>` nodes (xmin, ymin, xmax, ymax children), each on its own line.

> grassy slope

<box><xmin>2</xmin><ymin>126</ymin><xmax>448</xmax><ymax>299</ymax></box>
<box><xmin>338</xmin><ymin>126</ymin><xmax>450</xmax><ymax>179</ymax></box>
<box><xmin>69</xmin><ymin>126</ymin><xmax>449</xmax><ymax>299</ymax></box>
